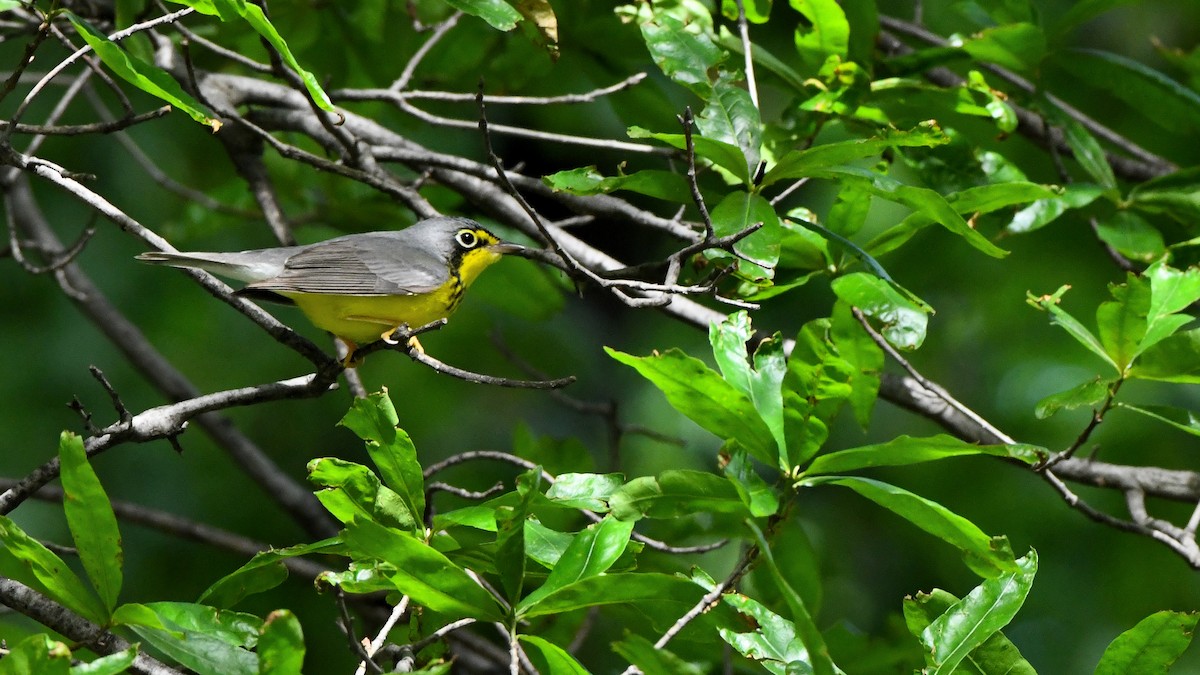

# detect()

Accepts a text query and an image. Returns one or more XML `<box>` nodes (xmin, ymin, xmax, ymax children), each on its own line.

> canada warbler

<box><xmin>137</xmin><ymin>216</ymin><xmax>523</xmax><ymax>364</ymax></box>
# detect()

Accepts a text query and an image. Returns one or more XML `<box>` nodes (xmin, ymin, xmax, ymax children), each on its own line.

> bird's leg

<box><xmin>381</xmin><ymin>325</ymin><xmax>425</xmax><ymax>355</ymax></box>
<box><xmin>338</xmin><ymin>338</ymin><xmax>363</xmax><ymax>369</ymax></box>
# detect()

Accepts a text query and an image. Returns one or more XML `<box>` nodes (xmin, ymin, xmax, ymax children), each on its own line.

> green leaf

<box><xmin>1096</xmin><ymin>273</ymin><xmax>1149</xmax><ymax>371</ymax></box>
<box><xmin>1028</xmin><ymin>287</ymin><xmax>1120</xmax><ymax>372</ymax></box>
<box><xmin>542</xmin><ymin>167</ymin><xmax>691</xmax><ymax>202</ymax></box>
<box><xmin>443</xmin><ymin>0</ymin><xmax>522</xmax><ymax>30</ymax></box>
<box><xmin>518</xmin><ymin>635</ymin><xmax>590</xmax><ymax>674</ymax></box>
<box><xmin>1035</xmin><ymin>377</ymin><xmax>1113</xmax><ymax>419</ymax></box>
<box><xmin>609</xmin><ymin>470</ymin><xmax>748</xmax><ymax>521</ymax></box>
<box><xmin>518</xmin><ymin>516</ymin><xmax>634</xmax><ymax>611</ymax></box>
<box><xmin>763</xmin><ymin>124</ymin><xmax>949</xmax><ymax>186</ymax></box>
<box><xmin>198</xmin><ymin>539</ymin><xmax>340</xmax><ymax>608</ymax></box>
<box><xmin>628</xmin><ymin>126</ymin><xmax>752</xmax><ymax>184</ymax></box>
<box><xmin>606</xmin><ymin>347</ymin><xmax>777</xmax><ymax>465</ymax></box>
<box><xmin>523</xmin><ymin>518</ymin><xmax>574</xmax><ymax>569</ymax></box>
<box><xmin>744</xmin><ymin>519</ymin><xmax>836</xmax><ymax>675</ymax></box>
<box><xmin>342</xmin><ymin>518</ymin><xmax>504</xmax><ymax>621</ymax></box>
<box><xmin>710</xmin><ymin>313</ymin><xmax>787</xmax><ymax>451</ymax></box>
<box><xmin>613</xmin><ymin>633</ymin><xmax>706</xmax><ymax>675</ymax></box>
<box><xmin>308</xmin><ymin>457</ymin><xmax>416</xmax><ymax>531</ymax></box>
<box><xmin>70</xmin><ymin>646</ymin><xmax>139</xmax><ymax>675</ymax></box>
<box><xmin>800</xmin><ymin>476</ymin><xmax>1017</xmax><ymax>577</ymax></box>
<box><xmin>721</xmin><ymin>0</ymin><xmax>772</xmax><ymax>23</ymax></box>
<box><xmin>495</xmin><ymin>469</ymin><xmax>541</xmax><ymax>603</ymax></box>
<box><xmin>829</xmin><ymin>300</ymin><xmax>883</xmax><ymax>427</ymax></box>
<box><xmin>544</xmin><ymin>472</ymin><xmax>624</xmax><ymax>511</ymax></box>
<box><xmin>257</xmin><ymin>610</ymin><xmax>304</xmax><ymax>675</ymax></box>
<box><xmin>710</xmin><ymin>192</ymin><xmax>782</xmax><ymax>279</ymax></box>
<box><xmin>867</xmin><ymin>182</ymin><xmax>1057</xmax><ymax>256</ymax></box>
<box><xmin>59</xmin><ymin>431</ymin><xmax>122</xmax><ymax>615</ymax></box>
<box><xmin>1132</xmin><ymin>328</ymin><xmax>1200</xmax><ymax>383</ymax></box>
<box><xmin>831</xmin><ymin>273</ymin><xmax>930</xmax><ymax>350</ymax></box>
<box><xmin>1037</xmin><ymin>97</ymin><xmax>1117</xmax><ymax>193</ymax></box>
<box><xmin>340</xmin><ymin>391</ymin><xmax>425</xmax><ymax>531</ymax></box>
<box><xmin>725</xmin><ymin>449</ymin><xmax>780</xmax><ymax>517</ymax></box>
<box><xmin>920</xmin><ymin>552</ymin><xmax>1038</xmax><ymax>674</ymax></box>
<box><xmin>0</xmin><ymin>634</ymin><xmax>71</xmax><ymax>675</ymax></box>
<box><xmin>520</xmin><ymin>572</ymin><xmax>707</xmax><ymax>619</ymax></box>
<box><xmin>639</xmin><ymin>14</ymin><xmax>725</xmax><ymax>97</ymax></box>
<box><xmin>1096</xmin><ymin>212</ymin><xmax>1166</xmax><ymax>263</ymax></box>
<box><xmin>719</xmin><ymin>593</ymin><xmax>814</xmax><ymax>673</ymax></box>
<box><xmin>904</xmin><ymin>588</ymin><xmax>1037</xmax><ymax>674</ymax></box>
<box><xmin>1052</xmin><ymin>0</ymin><xmax>1141</xmax><ymax>36</ymax></box>
<box><xmin>1145</xmin><ymin>262</ymin><xmax>1200</xmax><ymax>349</ymax></box>
<box><xmin>1094</xmin><ymin>610</ymin><xmax>1199</xmax><ymax>675</ymax></box>
<box><xmin>961</xmin><ymin>23</ymin><xmax>1046</xmax><ymax>72</ymax></box>
<box><xmin>698</xmin><ymin>74</ymin><xmax>763</xmax><ymax>181</ymax></box>
<box><xmin>1054</xmin><ymin>48</ymin><xmax>1200</xmax><ymax>137</ymax></box>
<box><xmin>791</xmin><ymin>0</ymin><xmax>849</xmax><ymax>70</ymax></box>
<box><xmin>66</xmin><ymin>13</ymin><xmax>219</xmax><ymax>129</ymax></box>
<box><xmin>116</xmin><ymin>602</ymin><xmax>261</xmax><ymax>675</ymax></box>
<box><xmin>1131</xmin><ymin>167</ymin><xmax>1200</xmax><ymax>224</ymax></box>
<box><xmin>1118</xmin><ymin>404</ymin><xmax>1200</xmax><ymax>438</ymax></box>
<box><xmin>0</xmin><ymin>515</ymin><xmax>106</xmax><ymax>624</ymax></box>
<box><xmin>818</xmin><ymin>165</ymin><xmax>1008</xmax><ymax>258</ymax></box>
<box><xmin>806</xmin><ymin>435</ymin><xmax>1044</xmax><ymax>475</ymax></box>
<box><xmin>1005</xmin><ymin>183</ymin><xmax>1106</xmax><ymax>234</ymax></box>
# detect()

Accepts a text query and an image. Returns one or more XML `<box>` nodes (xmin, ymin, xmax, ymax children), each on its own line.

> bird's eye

<box><xmin>455</xmin><ymin>230</ymin><xmax>479</xmax><ymax>249</ymax></box>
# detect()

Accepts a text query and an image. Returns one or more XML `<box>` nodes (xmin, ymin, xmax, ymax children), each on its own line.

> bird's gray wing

<box><xmin>245</xmin><ymin>234</ymin><xmax>448</xmax><ymax>296</ymax></box>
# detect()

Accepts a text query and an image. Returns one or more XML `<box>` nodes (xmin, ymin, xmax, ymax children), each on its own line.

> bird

<box><xmin>137</xmin><ymin>216</ymin><xmax>524</xmax><ymax>365</ymax></box>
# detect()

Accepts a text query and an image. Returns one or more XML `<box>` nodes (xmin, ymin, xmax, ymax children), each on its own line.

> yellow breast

<box><xmin>280</xmin><ymin>248</ymin><xmax>502</xmax><ymax>345</ymax></box>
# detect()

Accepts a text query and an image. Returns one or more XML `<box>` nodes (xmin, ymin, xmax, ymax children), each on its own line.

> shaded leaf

<box><xmin>800</xmin><ymin>476</ymin><xmax>1017</xmax><ymax>577</ymax></box>
<box><xmin>1035</xmin><ymin>377</ymin><xmax>1113</xmax><ymax>419</ymax></box>
<box><xmin>610</xmin><ymin>470</ymin><xmax>749</xmax><ymax>521</ymax></box>
<box><xmin>542</xmin><ymin>166</ymin><xmax>691</xmax><ymax>202</ymax></box>
<box><xmin>518</xmin><ymin>635</ymin><xmax>590</xmax><ymax>674</ymax></box>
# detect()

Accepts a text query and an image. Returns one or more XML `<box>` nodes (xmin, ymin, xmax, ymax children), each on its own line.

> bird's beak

<box><xmin>489</xmin><ymin>240</ymin><xmax>526</xmax><ymax>255</ymax></box>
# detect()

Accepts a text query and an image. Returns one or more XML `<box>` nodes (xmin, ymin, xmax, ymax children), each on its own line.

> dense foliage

<box><xmin>2</xmin><ymin>0</ymin><xmax>1200</xmax><ymax>672</ymax></box>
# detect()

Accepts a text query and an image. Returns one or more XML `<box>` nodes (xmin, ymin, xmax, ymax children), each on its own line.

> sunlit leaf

<box><xmin>831</xmin><ymin>273</ymin><xmax>930</xmax><ymax>350</ymax></box>
<box><xmin>66</xmin><ymin>13</ymin><xmax>219</xmax><ymax>130</ymax></box>
<box><xmin>806</xmin><ymin>435</ymin><xmax>1043</xmax><ymax>475</ymax></box>
<box><xmin>342</xmin><ymin>519</ymin><xmax>504</xmax><ymax>621</ymax></box>
<box><xmin>518</xmin><ymin>515</ymin><xmax>634</xmax><ymax>612</ymax></box>
<box><xmin>920</xmin><ymin>552</ymin><xmax>1038</xmax><ymax>674</ymax></box>
<box><xmin>606</xmin><ymin>347</ymin><xmax>777</xmax><ymax>464</ymax></box>
<box><xmin>1094</xmin><ymin>610</ymin><xmax>1199</xmax><ymax>675</ymax></box>
<box><xmin>792</xmin><ymin>0</ymin><xmax>849</xmax><ymax>70</ymax></box>
<box><xmin>257</xmin><ymin>610</ymin><xmax>304</xmax><ymax>675</ymax></box>
<box><xmin>59</xmin><ymin>431</ymin><xmax>122</xmax><ymax>615</ymax></box>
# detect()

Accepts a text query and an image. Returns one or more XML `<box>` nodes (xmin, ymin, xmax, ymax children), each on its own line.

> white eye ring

<box><xmin>455</xmin><ymin>230</ymin><xmax>479</xmax><ymax>249</ymax></box>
